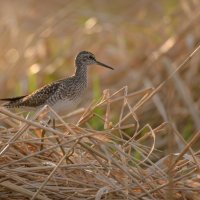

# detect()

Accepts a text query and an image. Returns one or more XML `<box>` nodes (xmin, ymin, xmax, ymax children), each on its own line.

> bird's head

<box><xmin>75</xmin><ymin>51</ymin><xmax>114</xmax><ymax>70</ymax></box>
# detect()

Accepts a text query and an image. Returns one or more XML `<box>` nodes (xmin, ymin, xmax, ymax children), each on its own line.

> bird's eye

<box><xmin>89</xmin><ymin>56</ymin><xmax>94</xmax><ymax>60</ymax></box>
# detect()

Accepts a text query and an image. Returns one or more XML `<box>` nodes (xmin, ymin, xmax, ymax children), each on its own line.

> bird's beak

<box><xmin>95</xmin><ymin>60</ymin><xmax>114</xmax><ymax>70</ymax></box>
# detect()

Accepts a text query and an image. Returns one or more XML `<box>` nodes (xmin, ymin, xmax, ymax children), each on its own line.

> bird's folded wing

<box><xmin>0</xmin><ymin>81</ymin><xmax>61</xmax><ymax>108</ymax></box>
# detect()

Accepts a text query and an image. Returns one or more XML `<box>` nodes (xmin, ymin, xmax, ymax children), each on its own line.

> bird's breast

<box><xmin>48</xmin><ymin>79</ymin><xmax>87</xmax><ymax>114</ymax></box>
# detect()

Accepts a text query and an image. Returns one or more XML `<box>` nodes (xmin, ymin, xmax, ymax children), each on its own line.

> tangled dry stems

<box><xmin>0</xmin><ymin>84</ymin><xmax>199</xmax><ymax>199</ymax></box>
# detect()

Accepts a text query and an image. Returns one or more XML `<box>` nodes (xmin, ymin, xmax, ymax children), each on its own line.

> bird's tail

<box><xmin>0</xmin><ymin>95</ymin><xmax>27</xmax><ymax>108</ymax></box>
<box><xmin>0</xmin><ymin>95</ymin><xmax>27</xmax><ymax>102</ymax></box>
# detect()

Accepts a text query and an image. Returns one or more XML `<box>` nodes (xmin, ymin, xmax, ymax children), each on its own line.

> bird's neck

<box><xmin>74</xmin><ymin>65</ymin><xmax>88</xmax><ymax>92</ymax></box>
<box><xmin>74</xmin><ymin>65</ymin><xmax>88</xmax><ymax>91</ymax></box>
<box><xmin>75</xmin><ymin>63</ymin><xmax>88</xmax><ymax>79</ymax></box>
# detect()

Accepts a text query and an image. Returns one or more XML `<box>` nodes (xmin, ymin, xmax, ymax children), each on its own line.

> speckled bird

<box><xmin>0</xmin><ymin>51</ymin><xmax>114</xmax><ymax>113</ymax></box>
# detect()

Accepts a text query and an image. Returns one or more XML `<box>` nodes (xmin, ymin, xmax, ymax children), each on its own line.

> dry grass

<box><xmin>0</xmin><ymin>1</ymin><xmax>200</xmax><ymax>199</ymax></box>
<box><xmin>0</xmin><ymin>49</ymin><xmax>199</xmax><ymax>199</ymax></box>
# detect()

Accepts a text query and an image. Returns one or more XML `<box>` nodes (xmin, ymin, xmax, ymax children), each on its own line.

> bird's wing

<box><xmin>1</xmin><ymin>81</ymin><xmax>61</xmax><ymax>108</ymax></box>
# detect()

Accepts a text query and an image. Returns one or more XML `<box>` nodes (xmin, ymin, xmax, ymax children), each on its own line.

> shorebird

<box><xmin>1</xmin><ymin>51</ymin><xmax>114</xmax><ymax>151</ymax></box>
<box><xmin>0</xmin><ymin>51</ymin><xmax>114</xmax><ymax>113</ymax></box>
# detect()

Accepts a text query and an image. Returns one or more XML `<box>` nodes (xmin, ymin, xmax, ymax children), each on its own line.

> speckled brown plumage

<box><xmin>1</xmin><ymin>51</ymin><xmax>114</xmax><ymax>113</ymax></box>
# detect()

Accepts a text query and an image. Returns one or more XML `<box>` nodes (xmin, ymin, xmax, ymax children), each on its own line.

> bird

<box><xmin>0</xmin><ymin>51</ymin><xmax>114</xmax><ymax>113</ymax></box>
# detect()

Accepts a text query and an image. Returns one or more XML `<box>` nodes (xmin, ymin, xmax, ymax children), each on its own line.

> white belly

<box><xmin>50</xmin><ymin>99</ymin><xmax>78</xmax><ymax>114</ymax></box>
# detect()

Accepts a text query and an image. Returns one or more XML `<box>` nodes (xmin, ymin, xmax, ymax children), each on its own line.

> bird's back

<box><xmin>1</xmin><ymin>81</ymin><xmax>60</xmax><ymax>109</ymax></box>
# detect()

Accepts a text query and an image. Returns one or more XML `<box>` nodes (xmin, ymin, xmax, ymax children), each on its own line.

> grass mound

<box><xmin>0</xmin><ymin>84</ymin><xmax>199</xmax><ymax>199</ymax></box>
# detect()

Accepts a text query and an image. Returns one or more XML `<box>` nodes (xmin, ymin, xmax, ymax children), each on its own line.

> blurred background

<box><xmin>0</xmin><ymin>0</ymin><xmax>200</xmax><ymax>145</ymax></box>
